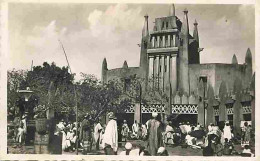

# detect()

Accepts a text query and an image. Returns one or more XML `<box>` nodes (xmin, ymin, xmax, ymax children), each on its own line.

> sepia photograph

<box><xmin>3</xmin><ymin>1</ymin><xmax>257</xmax><ymax>158</ymax></box>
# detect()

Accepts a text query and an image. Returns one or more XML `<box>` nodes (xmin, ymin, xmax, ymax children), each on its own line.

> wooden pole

<box><xmin>58</xmin><ymin>39</ymin><xmax>79</xmax><ymax>155</ymax></box>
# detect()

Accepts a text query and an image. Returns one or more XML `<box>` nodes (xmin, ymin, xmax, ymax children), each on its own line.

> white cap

<box><xmin>125</xmin><ymin>142</ymin><xmax>132</xmax><ymax>150</ymax></box>
<box><xmin>152</xmin><ymin>112</ymin><xmax>158</xmax><ymax>117</ymax></box>
<box><xmin>157</xmin><ymin>147</ymin><xmax>165</xmax><ymax>153</ymax></box>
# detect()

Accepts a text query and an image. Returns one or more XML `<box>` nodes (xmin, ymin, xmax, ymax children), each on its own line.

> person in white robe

<box><xmin>61</xmin><ymin>130</ymin><xmax>71</xmax><ymax>151</ymax></box>
<box><xmin>223</xmin><ymin>122</ymin><xmax>232</xmax><ymax>141</ymax></box>
<box><xmin>103</xmin><ymin>112</ymin><xmax>118</xmax><ymax>155</ymax></box>
<box><xmin>132</xmin><ymin>120</ymin><xmax>139</xmax><ymax>138</ymax></box>
<box><xmin>94</xmin><ymin>120</ymin><xmax>103</xmax><ymax>150</ymax></box>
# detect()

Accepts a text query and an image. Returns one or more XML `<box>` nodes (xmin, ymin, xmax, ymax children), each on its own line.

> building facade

<box><xmin>101</xmin><ymin>4</ymin><xmax>255</xmax><ymax>132</ymax></box>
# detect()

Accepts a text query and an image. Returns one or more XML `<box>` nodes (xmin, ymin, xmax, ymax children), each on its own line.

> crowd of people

<box><xmin>55</xmin><ymin>111</ymin><xmax>253</xmax><ymax>156</ymax></box>
<box><xmin>8</xmin><ymin>110</ymin><xmax>254</xmax><ymax>157</ymax></box>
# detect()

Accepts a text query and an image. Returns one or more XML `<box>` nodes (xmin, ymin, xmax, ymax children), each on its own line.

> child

<box><xmin>16</xmin><ymin>123</ymin><xmax>25</xmax><ymax>146</ymax></box>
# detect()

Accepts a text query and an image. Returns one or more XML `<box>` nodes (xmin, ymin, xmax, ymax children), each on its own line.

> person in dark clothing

<box><xmin>80</xmin><ymin>114</ymin><xmax>93</xmax><ymax>154</ymax></box>
<box><xmin>223</xmin><ymin>138</ymin><xmax>234</xmax><ymax>155</ymax></box>
<box><xmin>203</xmin><ymin>136</ymin><xmax>215</xmax><ymax>156</ymax></box>
<box><xmin>203</xmin><ymin>145</ymin><xmax>214</xmax><ymax>156</ymax></box>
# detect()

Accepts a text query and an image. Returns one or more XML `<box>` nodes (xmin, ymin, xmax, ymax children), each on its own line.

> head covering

<box><xmin>157</xmin><ymin>147</ymin><xmax>165</xmax><ymax>154</ymax></box>
<box><xmin>125</xmin><ymin>142</ymin><xmax>132</xmax><ymax>150</ymax></box>
<box><xmin>108</xmin><ymin>112</ymin><xmax>116</xmax><ymax>119</ymax></box>
<box><xmin>124</xmin><ymin>120</ymin><xmax>127</xmax><ymax>123</ymax></box>
<box><xmin>22</xmin><ymin>113</ymin><xmax>28</xmax><ymax>119</ymax></box>
<box><xmin>152</xmin><ymin>112</ymin><xmax>158</xmax><ymax>118</ymax></box>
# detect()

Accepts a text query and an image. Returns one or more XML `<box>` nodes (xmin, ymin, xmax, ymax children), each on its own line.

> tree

<box><xmin>7</xmin><ymin>69</ymin><xmax>28</xmax><ymax>120</ymax></box>
<box><xmin>77</xmin><ymin>73</ymin><xmax>132</xmax><ymax>122</ymax></box>
<box><xmin>18</xmin><ymin>62</ymin><xmax>75</xmax><ymax>118</ymax></box>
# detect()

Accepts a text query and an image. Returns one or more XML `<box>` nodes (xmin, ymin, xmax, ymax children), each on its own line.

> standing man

<box><xmin>94</xmin><ymin>118</ymin><xmax>103</xmax><ymax>151</ymax></box>
<box><xmin>132</xmin><ymin>120</ymin><xmax>139</xmax><ymax>138</ymax></box>
<box><xmin>20</xmin><ymin>112</ymin><xmax>27</xmax><ymax>144</ymax></box>
<box><xmin>103</xmin><ymin>112</ymin><xmax>118</xmax><ymax>155</ymax></box>
<box><xmin>223</xmin><ymin>121</ymin><xmax>232</xmax><ymax>141</ymax></box>
<box><xmin>80</xmin><ymin>114</ymin><xmax>92</xmax><ymax>154</ymax></box>
<box><xmin>147</xmin><ymin>112</ymin><xmax>163</xmax><ymax>156</ymax></box>
<box><xmin>121</xmin><ymin>120</ymin><xmax>129</xmax><ymax>142</ymax></box>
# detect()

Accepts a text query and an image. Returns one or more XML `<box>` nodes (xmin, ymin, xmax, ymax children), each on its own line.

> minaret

<box><xmin>232</xmin><ymin>54</ymin><xmax>238</xmax><ymax>64</ymax></box>
<box><xmin>193</xmin><ymin>19</ymin><xmax>199</xmax><ymax>45</ymax></box>
<box><xmin>123</xmin><ymin>60</ymin><xmax>128</xmax><ymax>68</ymax></box>
<box><xmin>140</xmin><ymin>14</ymin><xmax>149</xmax><ymax>88</ymax></box>
<box><xmin>245</xmin><ymin>48</ymin><xmax>253</xmax><ymax>84</ymax></box>
<box><xmin>169</xmin><ymin>4</ymin><xmax>175</xmax><ymax>16</ymax></box>
<box><xmin>101</xmin><ymin>58</ymin><xmax>108</xmax><ymax>84</ymax></box>
<box><xmin>245</xmin><ymin>48</ymin><xmax>252</xmax><ymax>65</ymax></box>
<box><xmin>169</xmin><ymin>4</ymin><xmax>177</xmax><ymax>29</ymax></box>
<box><xmin>178</xmin><ymin>8</ymin><xmax>190</xmax><ymax>95</ymax></box>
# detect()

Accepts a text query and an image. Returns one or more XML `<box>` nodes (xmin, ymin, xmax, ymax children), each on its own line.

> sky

<box><xmin>8</xmin><ymin>3</ymin><xmax>255</xmax><ymax>80</ymax></box>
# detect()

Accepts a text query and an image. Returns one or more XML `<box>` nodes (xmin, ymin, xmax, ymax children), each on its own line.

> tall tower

<box><xmin>245</xmin><ymin>48</ymin><xmax>253</xmax><ymax>86</ymax></box>
<box><xmin>188</xmin><ymin>19</ymin><xmax>200</xmax><ymax>64</ymax></box>
<box><xmin>101</xmin><ymin>58</ymin><xmax>108</xmax><ymax>84</ymax></box>
<box><xmin>146</xmin><ymin>4</ymin><xmax>178</xmax><ymax>102</ymax></box>
<box><xmin>193</xmin><ymin>19</ymin><xmax>199</xmax><ymax>45</ymax></box>
<box><xmin>178</xmin><ymin>8</ymin><xmax>190</xmax><ymax>95</ymax></box>
<box><xmin>140</xmin><ymin>14</ymin><xmax>149</xmax><ymax>88</ymax></box>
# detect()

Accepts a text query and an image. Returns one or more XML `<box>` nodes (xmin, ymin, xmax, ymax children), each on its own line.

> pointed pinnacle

<box><xmin>194</xmin><ymin>19</ymin><xmax>198</xmax><ymax>25</ymax></box>
<box><xmin>183</xmin><ymin>8</ymin><xmax>188</xmax><ymax>14</ymax></box>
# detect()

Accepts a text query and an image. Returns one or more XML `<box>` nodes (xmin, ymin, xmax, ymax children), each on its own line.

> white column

<box><xmin>160</xmin><ymin>56</ymin><xmax>165</xmax><ymax>91</ymax></box>
<box><xmin>156</xmin><ymin>56</ymin><xmax>160</xmax><ymax>89</ymax></box>
<box><xmin>153</xmin><ymin>56</ymin><xmax>156</xmax><ymax>80</ymax></box>
<box><xmin>162</xmin><ymin>36</ymin><xmax>165</xmax><ymax>48</ymax></box>
<box><xmin>164</xmin><ymin>55</ymin><xmax>170</xmax><ymax>93</ymax></box>
<box><xmin>157</xmin><ymin>36</ymin><xmax>160</xmax><ymax>48</ymax></box>
<box><xmin>152</xmin><ymin>36</ymin><xmax>155</xmax><ymax>48</ymax></box>
<box><xmin>171</xmin><ymin>56</ymin><xmax>177</xmax><ymax>95</ymax></box>
<box><xmin>172</xmin><ymin>35</ymin><xmax>176</xmax><ymax>47</ymax></box>
<box><xmin>168</xmin><ymin>35</ymin><xmax>171</xmax><ymax>47</ymax></box>
<box><xmin>163</xmin><ymin>56</ymin><xmax>167</xmax><ymax>92</ymax></box>
<box><xmin>149</xmin><ymin>57</ymin><xmax>154</xmax><ymax>79</ymax></box>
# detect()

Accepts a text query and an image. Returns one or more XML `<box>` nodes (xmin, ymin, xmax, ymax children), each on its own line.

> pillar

<box><xmin>197</xmin><ymin>79</ymin><xmax>205</xmax><ymax>126</ymax></box>
<box><xmin>153</xmin><ymin>56</ymin><xmax>156</xmax><ymax>87</ymax></box>
<box><xmin>171</xmin><ymin>35</ymin><xmax>176</xmax><ymax>47</ymax></box>
<box><xmin>219</xmin><ymin>81</ymin><xmax>227</xmax><ymax>122</ymax></box>
<box><xmin>134</xmin><ymin>103</ymin><xmax>141</xmax><ymax>123</ymax></box>
<box><xmin>160</xmin><ymin>56</ymin><xmax>165</xmax><ymax>91</ymax></box>
<box><xmin>233</xmin><ymin>78</ymin><xmax>243</xmax><ymax>134</ymax></box>
<box><xmin>168</xmin><ymin>35</ymin><xmax>171</xmax><ymax>47</ymax></box>
<box><xmin>157</xmin><ymin>36</ymin><xmax>160</xmax><ymax>48</ymax></box>
<box><xmin>149</xmin><ymin>57</ymin><xmax>154</xmax><ymax>79</ymax></box>
<box><xmin>152</xmin><ymin>36</ymin><xmax>155</xmax><ymax>48</ymax></box>
<box><xmin>171</xmin><ymin>56</ymin><xmax>177</xmax><ymax>95</ymax></box>
<box><xmin>164</xmin><ymin>55</ymin><xmax>170</xmax><ymax>93</ymax></box>
<box><xmin>157</xmin><ymin>56</ymin><xmax>161</xmax><ymax>90</ymax></box>
<box><xmin>206</xmin><ymin>84</ymin><xmax>214</xmax><ymax>127</ymax></box>
<box><xmin>162</xmin><ymin>35</ymin><xmax>166</xmax><ymax>48</ymax></box>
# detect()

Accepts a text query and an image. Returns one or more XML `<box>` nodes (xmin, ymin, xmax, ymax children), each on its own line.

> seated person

<box><xmin>157</xmin><ymin>147</ymin><xmax>169</xmax><ymax>156</ymax></box>
<box><xmin>119</xmin><ymin>142</ymin><xmax>132</xmax><ymax>155</ymax></box>
<box><xmin>241</xmin><ymin>145</ymin><xmax>254</xmax><ymax>157</ymax></box>
<box><xmin>223</xmin><ymin>138</ymin><xmax>234</xmax><ymax>155</ymax></box>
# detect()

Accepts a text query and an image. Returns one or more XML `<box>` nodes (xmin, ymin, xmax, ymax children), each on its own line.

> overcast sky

<box><xmin>8</xmin><ymin>3</ymin><xmax>255</xmax><ymax>80</ymax></box>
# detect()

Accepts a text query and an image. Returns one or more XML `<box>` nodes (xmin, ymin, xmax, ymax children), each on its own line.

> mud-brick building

<box><xmin>101</xmin><ymin>4</ymin><xmax>255</xmax><ymax>133</ymax></box>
